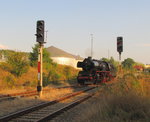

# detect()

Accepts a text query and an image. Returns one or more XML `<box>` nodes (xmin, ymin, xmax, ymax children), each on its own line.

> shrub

<box><xmin>1</xmin><ymin>52</ymin><xmax>29</xmax><ymax>77</ymax></box>
<box><xmin>76</xmin><ymin>76</ymin><xmax>150</xmax><ymax>122</ymax></box>
<box><xmin>4</xmin><ymin>75</ymin><xmax>16</xmax><ymax>88</ymax></box>
<box><xmin>29</xmin><ymin>44</ymin><xmax>53</xmax><ymax>67</ymax></box>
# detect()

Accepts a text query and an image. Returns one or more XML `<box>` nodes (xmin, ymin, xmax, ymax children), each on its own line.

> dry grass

<box><xmin>73</xmin><ymin>73</ymin><xmax>150</xmax><ymax>122</ymax></box>
<box><xmin>0</xmin><ymin>67</ymin><xmax>15</xmax><ymax>88</ymax></box>
<box><xmin>0</xmin><ymin>67</ymin><xmax>37</xmax><ymax>89</ymax></box>
<box><xmin>17</xmin><ymin>67</ymin><xmax>37</xmax><ymax>86</ymax></box>
<box><xmin>41</xmin><ymin>88</ymin><xmax>73</xmax><ymax>101</ymax></box>
<box><xmin>0</xmin><ymin>89</ymin><xmax>30</xmax><ymax>95</ymax></box>
<box><xmin>72</xmin><ymin>91</ymin><xmax>150</xmax><ymax>122</ymax></box>
<box><xmin>75</xmin><ymin>92</ymin><xmax>150</xmax><ymax>122</ymax></box>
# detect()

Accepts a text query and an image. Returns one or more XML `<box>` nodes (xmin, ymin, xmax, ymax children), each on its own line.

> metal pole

<box><xmin>119</xmin><ymin>52</ymin><xmax>122</xmax><ymax>73</ymax></box>
<box><xmin>119</xmin><ymin>53</ymin><xmax>121</xmax><ymax>61</ymax></box>
<box><xmin>37</xmin><ymin>43</ymin><xmax>43</xmax><ymax>97</ymax></box>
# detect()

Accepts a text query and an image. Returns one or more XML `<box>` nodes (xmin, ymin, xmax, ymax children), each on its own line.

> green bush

<box><xmin>0</xmin><ymin>52</ymin><xmax>29</xmax><ymax>77</ymax></box>
<box><xmin>75</xmin><ymin>76</ymin><xmax>150</xmax><ymax>122</ymax></box>
<box><xmin>4</xmin><ymin>75</ymin><xmax>16</xmax><ymax>88</ymax></box>
<box><xmin>29</xmin><ymin>44</ymin><xmax>53</xmax><ymax>67</ymax></box>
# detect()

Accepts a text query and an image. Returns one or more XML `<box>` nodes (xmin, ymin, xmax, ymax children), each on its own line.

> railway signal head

<box><xmin>36</xmin><ymin>20</ymin><xmax>45</xmax><ymax>43</ymax></box>
<box><xmin>117</xmin><ymin>37</ymin><xmax>123</xmax><ymax>54</ymax></box>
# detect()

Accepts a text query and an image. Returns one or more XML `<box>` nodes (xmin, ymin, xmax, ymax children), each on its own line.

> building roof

<box><xmin>46</xmin><ymin>46</ymin><xmax>83</xmax><ymax>60</ymax></box>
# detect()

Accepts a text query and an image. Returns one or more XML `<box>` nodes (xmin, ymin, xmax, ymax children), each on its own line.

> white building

<box><xmin>46</xmin><ymin>46</ymin><xmax>83</xmax><ymax>68</ymax></box>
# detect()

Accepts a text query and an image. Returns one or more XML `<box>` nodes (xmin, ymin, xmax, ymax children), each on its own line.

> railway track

<box><xmin>0</xmin><ymin>85</ymin><xmax>80</xmax><ymax>102</ymax></box>
<box><xmin>0</xmin><ymin>86</ymin><xmax>97</xmax><ymax>122</ymax></box>
<box><xmin>0</xmin><ymin>84</ymin><xmax>97</xmax><ymax>102</ymax></box>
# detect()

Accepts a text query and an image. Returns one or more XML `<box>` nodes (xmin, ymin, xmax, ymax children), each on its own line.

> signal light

<box><xmin>117</xmin><ymin>37</ymin><xmax>123</xmax><ymax>54</ymax></box>
<box><xmin>36</xmin><ymin>20</ymin><xmax>45</xmax><ymax>43</ymax></box>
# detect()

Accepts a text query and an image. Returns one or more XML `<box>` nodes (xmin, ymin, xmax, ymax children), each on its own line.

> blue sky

<box><xmin>0</xmin><ymin>0</ymin><xmax>150</xmax><ymax>64</ymax></box>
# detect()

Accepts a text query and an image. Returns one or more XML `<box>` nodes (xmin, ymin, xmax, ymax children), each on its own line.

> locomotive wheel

<box><xmin>80</xmin><ymin>82</ymin><xmax>85</xmax><ymax>85</ymax></box>
<box><xmin>100</xmin><ymin>73</ymin><xmax>106</xmax><ymax>83</ymax></box>
<box><xmin>92</xmin><ymin>73</ymin><xmax>99</xmax><ymax>84</ymax></box>
<box><xmin>79</xmin><ymin>82</ymin><xmax>85</xmax><ymax>85</ymax></box>
<box><xmin>78</xmin><ymin>80</ymin><xmax>85</xmax><ymax>85</ymax></box>
<box><xmin>93</xmin><ymin>77</ymin><xmax>98</xmax><ymax>84</ymax></box>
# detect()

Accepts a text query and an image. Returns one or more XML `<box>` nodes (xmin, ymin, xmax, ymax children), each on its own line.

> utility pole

<box><xmin>35</xmin><ymin>20</ymin><xmax>45</xmax><ymax>97</ymax></box>
<box><xmin>91</xmin><ymin>34</ymin><xmax>93</xmax><ymax>57</ymax></box>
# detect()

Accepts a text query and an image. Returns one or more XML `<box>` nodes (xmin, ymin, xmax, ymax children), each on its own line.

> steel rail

<box><xmin>0</xmin><ymin>85</ymin><xmax>79</xmax><ymax>99</ymax></box>
<box><xmin>0</xmin><ymin>90</ymin><xmax>37</xmax><ymax>98</ymax></box>
<box><xmin>0</xmin><ymin>87</ymin><xmax>96</xmax><ymax>122</ymax></box>
<box><xmin>37</xmin><ymin>92</ymin><xmax>95</xmax><ymax>122</ymax></box>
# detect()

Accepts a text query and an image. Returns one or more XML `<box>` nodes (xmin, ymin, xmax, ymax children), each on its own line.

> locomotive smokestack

<box><xmin>77</xmin><ymin>61</ymin><xmax>83</xmax><ymax>68</ymax></box>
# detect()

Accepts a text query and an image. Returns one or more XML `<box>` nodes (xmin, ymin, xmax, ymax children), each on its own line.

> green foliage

<box><xmin>0</xmin><ymin>49</ymin><xmax>15</xmax><ymax>58</ymax></box>
<box><xmin>43</xmin><ymin>48</ymin><xmax>52</xmax><ymax>64</ymax></box>
<box><xmin>29</xmin><ymin>44</ymin><xmax>78</xmax><ymax>86</ymax></box>
<box><xmin>122</xmin><ymin>73</ymin><xmax>141</xmax><ymax>93</ymax></box>
<box><xmin>43</xmin><ymin>69</ymin><xmax>61</xmax><ymax>86</ymax></box>
<box><xmin>109</xmin><ymin>57</ymin><xmax>119</xmax><ymax>72</ymax></box>
<box><xmin>29</xmin><ymin>44</ymin><xmax>39</xmax><ymax>66</ymax></box>
<box><xmin>101</xmin><ymin>57</ymin><xmax>109</xmax><ymax>62</ymax></box>
<box><xmin>63</xmin><ymin>66</ymin><xmax>71</xmax><ymax>80</ymax></box>
<box><xmin>4</xmin><ymin>75</ymin><xmax>16</xmax><ymax>88</ymax></box>
<box><xmin>1</xmin><ymin>52</ymin><xmax>29</xmax><ymax>77</ymax></box>
<box><xmin>29</xmin><ymin>44</ymin><xmax>53</xmax><ymax>67</ymax></box>
<box><xmin>122</xmin><ymin>58</ymin><xmax>135</xmax><ymax>70</ymax></box>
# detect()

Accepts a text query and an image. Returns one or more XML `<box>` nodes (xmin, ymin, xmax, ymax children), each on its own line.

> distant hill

<box><xmin>46</xmin><ymin>46</ymin><xmax>83</xmax><ymax>60</ymax></box>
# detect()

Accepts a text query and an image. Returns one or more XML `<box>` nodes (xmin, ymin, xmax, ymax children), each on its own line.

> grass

<box><xmin>40</xmin><ymin>87</ymin><xmax>74</xmax><ymax>101</ymax></box>
<box><xmin>100</xmin><ymin>93</ymin><xmax>149</xmax><ymax>122</ymax></box>
<box><xmin>75</xmin><ymin>73</ymin><xmax>150</xmax><ymax>122</ymax></box>
<box><xmin>0</xmin><ymin>71</ymin><xmax>150</xmax><ymax>121</ymax></box>
<box><xmin>78</xmin><ymin>93</ymin><xmax>150</xmax><ymax>122</ymax></box>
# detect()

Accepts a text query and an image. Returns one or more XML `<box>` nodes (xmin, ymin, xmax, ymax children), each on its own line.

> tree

<box><xmin>122</xmin><ymin>58</ymin><xmax>135</xmax><ymax>69</ymax></box>
<box><xmin>2</xmin><ymin>52</ymin><xmax>29</xmax><ymax>77</ymax></box>
<box><xmin>63</xmin><ymin>66</ymin><xmax>71</xmax><ymax>80</ymax></box>
<box><xmin>109</xmin><ymin>57</ymin><xmax>119</xmax><ymax>72</ymax></box>
<box><xmin>101</xmin><ymin>57</ymin><xmax>109</xmax><ymax>62</ymax></box>
<box><xmin>29</xmin><ymin>44</ymin><xmax>52</xmax><ymax>67</ymax></box>
<box><xmin>29</xmin><ymin>44</ymin><xmax>39</xmax><ymax>66</ymax></box>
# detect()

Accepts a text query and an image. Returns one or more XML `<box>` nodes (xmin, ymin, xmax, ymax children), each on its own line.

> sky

<box><xmin>0</xmin><ymin>0</ymin><xmax>150</xmax><ymax>64</ymax></box>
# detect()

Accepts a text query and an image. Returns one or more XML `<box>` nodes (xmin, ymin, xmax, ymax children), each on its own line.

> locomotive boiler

<box><xmin>77</xmin><ymin>57</ymin><xmax>116</xmax><ymax>85</ymax></box>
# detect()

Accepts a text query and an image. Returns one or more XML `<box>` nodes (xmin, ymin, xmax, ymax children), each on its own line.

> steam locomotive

<box><xmin>77</xmin><ymin>57</ymin><xmax>116</xmax><ymax>85</ymax></box>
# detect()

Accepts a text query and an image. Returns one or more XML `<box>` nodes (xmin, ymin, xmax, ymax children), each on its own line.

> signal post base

<box><xmin>37</xmin><ymin>85</ymin><xmax>43</xmax><ymax>97</ymax></box>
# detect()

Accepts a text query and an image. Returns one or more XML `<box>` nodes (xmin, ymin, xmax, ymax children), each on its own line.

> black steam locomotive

<box><xmin>77</xmin><ymin>57</ymin><xmax>116</xmax><ymax>85</ymax></box>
